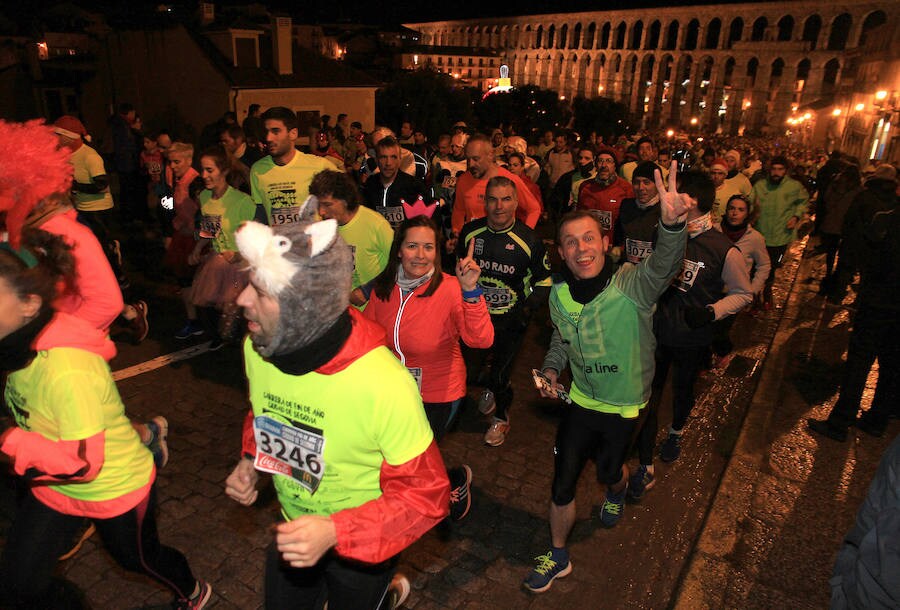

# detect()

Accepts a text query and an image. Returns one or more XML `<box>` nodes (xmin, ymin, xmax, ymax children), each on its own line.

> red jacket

<box><xmin>451</xmin><ymin>166</ymin><xmax>542</xmax><ymax>235</ymax></box>
<box><xmin>577</xmin><ymin>177</ymin><xmax>635</xmax><ymax>234</ymax></box>
<box><xmin>364</xmin><ymin>273</ymin><xmax>494</xmax><ymax>403</ymax></box>
<box><xmin>240</xmin><ymin>309</ymin><xmax>450</xmax><ymax>564</ymax></box>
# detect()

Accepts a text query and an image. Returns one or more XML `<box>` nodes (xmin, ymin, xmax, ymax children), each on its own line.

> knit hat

<box><xmin>710</xmin><ymin>158</ymin><xmax>729</xmax><ymax>172</ymax></box>
<box><xmin>235</xmin><ymin>217</ymin><xmax>353</xmax><ymax>357</ymax></box>
<box><xmin>505</xmin><ymin>136</ymin><xmax>527</xmax><ymax>155</ymax></box>
<box><xmin>595</xmin><ymin>145</ymin><xmax>620</xmax><ymax>167</ymax></box>
<box><xmin>632</xmin><ymin>160</ymin><xmax>658</xmax><ymax>182</ymax></box>
<box><xmin>53</xmin><ymin>115</ymin><xmax>87</xmax><ymax>140</ymax></box>
<box><xmin>0</xmin><ymin>120</ymin><xmax>74</xmax><ymax>247</ymax></box>
<box><xmin>724</xmin><ymin>149</ymin><xmax>740</xmax><ymax>164</ymax></box>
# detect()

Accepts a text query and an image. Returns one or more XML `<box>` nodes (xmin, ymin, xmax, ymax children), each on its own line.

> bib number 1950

<box><xmin>253</xmin><ymin>415</ymin><xmax>325</xmax><ymax>493</ymax></box>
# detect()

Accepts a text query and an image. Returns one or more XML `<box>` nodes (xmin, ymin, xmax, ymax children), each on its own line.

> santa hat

<box><xmin>53</xmin><ymin>115</ymin><xmax>87</xmax><ymax>140</ymax></box>
<box><xmin>710</xmin><ymin>158</ymin><xmax>729</xmax><ymax>172</ymax></box>
<box><xmin>0</xmin><ymin>120</ymin><xmax>73</xmax><ymax>247</ymax></box>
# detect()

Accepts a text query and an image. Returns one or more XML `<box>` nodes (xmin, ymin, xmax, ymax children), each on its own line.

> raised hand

<box><xmin>655</xmin><ymin>160</ymin><xmax>697</xmax><ymax>225</ymax></box>
<box><xmin>455</xmin><ymin>238</ymin><xmax>481</xmax><ymax>292</ymax></box>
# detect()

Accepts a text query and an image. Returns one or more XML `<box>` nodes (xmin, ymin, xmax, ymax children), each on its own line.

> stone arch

<box><xmin>522</xmin><ymin>25</ymin><xmax>531</xmax><ymax>49</ymax></box>
<box><xmin>769</xmin><ymin>57</ymin><xmax>785</xmax><ymax>90</ymax></box>
<box><xmin>705</xmin><ymin>18</ymin><xmax>721</xmax><ymax>49</ymax></box>
<box><xmin>471</xmin><ymin>26</ymin><xmax>481</xmax><ymax>48</ymax></box>
<box><xmin>608</xmin><ymin>52</ymin><xmax>623</xmax><ymax>94</ymax></box>
<box><xmin>638</xmin><ymin>54</ymin><xmax>656</xmax><ymax>117</ymax></box>
<box><xmin>623</xmin><ymin>53</ymin><xmax>639</xmax><ymax>104</ymax></box>
<box><xmin>796</xmin><ymin>58</ymin><xmax>811</xmax><ymax>81</ymax></box>
<box><xmin>665</xmin><ymin>20</ymin><xmax>679</xmax><ymax>50</ymax></box>
<box><xmin>646</xmin><ymin>20</ymin><xmax>661</xmax><ymax>49</ymax></box>
<box><xmin>827</xmin><ymin>13</ymin><xmax>851</xmax><ymax>50</ymax></box>
<box><xmin>746</xmin><ymin>57</ymin><xmax>759</xmax><ymax>88</ymax></box>
<box><xmin>553</xmin><ymin>51</ymin><xmax>565</xmax><ymax>91</ymax></box>
<box><xmin>600</xmin><ymin>22</ymin><xmax>611</xmax><ymax>49</ymax></box>
<box><xmin>547</xmin><ymin>24</ymin><xmax>556</xmax><ymax>49</ymax></box>
<box><xmin>577</xmin><ymin>53</ymin><xmax>591</xmax><ymax>96</ymax></box>
<box><xmin>727</xmin><ymin>17</ymin><xmax>743</xmax><ymax>48</ymax></box>
<box><xmin>683</xmin><ymin>18</ymin><xmax>700</xmax><ymax>50</ymax></box>
<box><xmin>722</xmin><ymin>56</ymin><xmax>736</xmax><ymax>87</ymax></box>
<box><xmin>802</xmin><ymin>15</ymin><xmax>822</xmax><ymax>50</ymax></box>
<box><xmin>535</xmin><ymin>25</ymin><xmax>543</xmax><ymax>49</ymax></box>
<box><xmin>630</xmin><ymin>20</ymin><xmax>644</xmax><ymax>50</ymax></box>
<box><xmin>539</xmin><ymin>53</ymin><xmax>553</xmax><ymax>88</ymax></box>
<box><xmin>751</xmin><ymin>17</ymin><xmax>767</xmax><ymax>42</ymax></box>
<box><xmin>584</xmin><ymin>23</ymin><xmax>596</xmax><ymax>49</ymax></box>
<box><xmin>559</xmin><ymin>24</ymin><xmax>568</xmax><ymax>49</ymax></box>
<box><xmin>821</xmin><ymin>57</ymin><xmax>840</xmax><ymax>94</ymax></box>
<box><xmin>491</xmin><ymin>25</ymin><xmax>500</xmax><ymax>48</ymax></box>
<box><xmin>614</xmin><ymin>21</ymin><xmax>627</xmax><ymax>49</ymax></box>
<box><xmin>572</xmin><ymin>23</ymin><xmax>582</xmax><ymax>49</ymax></box>
<box><xmin>777</xmin><ymin>15</ymin><xmax>794</xmax><ymax>42</ymax></box>
<box><xmin>593</xmin><ymin>53</ymin><xmax>607</xmax><ymax>95</ymax></box>
<box><xmin>499</xmin><ymin>26</ymin><xmax>509</xmax><ymax>48</ymax></box>
<box><xmin>859</xmin><ymin>10</ymin><xmax>887</xmax><ymax>47</ymax></box>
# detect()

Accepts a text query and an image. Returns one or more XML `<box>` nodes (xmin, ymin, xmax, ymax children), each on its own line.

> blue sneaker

<box><xmin>660</xmin><ymin>432</ymin><xmax>682</xmax><ymax>463</ymax></box>
<box><xmin>523</xmin><ymin>549</ymin><xmax>572</xmax><ymax>593</ymax></box>
<box><xmin>175</xmin><ymin>321</ymin><xmax>204</xmax><ymax>340</ymax></box>
<box><xmin>599</xmin><ymin>487</ymin><xmax>626</xmax><ymax>528</ymax></box>
<box><xmin>626</xmin><ymin>465</ymin><xmax>655</xmax><ymax>501</ymax></box>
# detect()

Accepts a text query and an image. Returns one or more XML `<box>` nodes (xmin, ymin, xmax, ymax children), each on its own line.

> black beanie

<box><xmin>632</xmin><ymin>161</ymin><xmax>658</xmax><ymax>182</ymax></box>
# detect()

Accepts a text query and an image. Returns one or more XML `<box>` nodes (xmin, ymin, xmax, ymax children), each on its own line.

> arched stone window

<box><xmin>646</xmin><ymin>20</ymin><xmax>661</xmax><ymax>49</ymax></box>
<box><xmin>827</xmin><ymin>14</ymin><xmax>851</xmax><ymax>51</ymax></box>
<box><xmin>614</xmin><ymin>21</ymin><xmax>626</xmax><ymax>49</ymax></box>
<box><xmin>777</xmin><ymin>16</ymin><xmax>794</xmax><ymax>42</ymax></box>
<box><xmin>723</xmin><ymin>56</ymin><xmax>735</xmax><ymax>87</ymax></box>
<box><xmin>535</xmin><ymin>25</ymin><xmax>543</xmax><ymax>49</ymax></box>
<box><xmin>547</xmin><ymin>24</ymin><xmax>556</xmax><ymax>49</ymax></box>
<box><xmin>769</xmin><ymin>57</ymin><xmax>785</xmax><ymax>89</ymax></box>
<box><xmin>859</xmin><ymin>11</ymin><xmax>887</xmax><ymax>47</ymax></box>
<box><xmin>600</xmin><ymin>23</ymin><xmax>611</xmax><ymax>49</ymax></box>
<box><xmin>571</xmin><ymin>23</ymin><xmax>582</xmax><ymax>49</ymax></box>
<box><xmin>751</xmin><ymin>17</ymin><xmax>767</xmax><ymax>42</ymax></box>
<box><xmin>746</xmin><ymin>57</ymin><xmax>759</xmax><ymax>88</ymax></box>
<box><xmin>584</xmin><ymin>23</ymin><xmax>596</xmax><ymax>49</ymax></box>
<box><xmin>559</xmin><ymin>24</ymin><xmax>568</xmax><ymax>49</ymax></box>
<box><xmin>821</xmin><ymin>58</ymin><xmax>840</xmax><ymax>94</ymax></box>
<box><xmin>727</xmin><ymin>17</ymin><xmax>743</xmax><ymax>48</ymax></box>
<box><xmin>665</xmin><ymin>20</ymin><xmax>679</xmax><ymax>50</ymax></box>
<box><xmin>796</xmin><ymin>58</ymin><xmax>811</xmax><ymax>90</ymax></box>
<box><xmin>684</xmin><ymin>19</ymin><xmax>700</xmax><ymax>50</ymax></box>
<box><xmin>630</xmin><ymin>21</ymin><xmax>644</xmax><ymax>50</ymax></box>
<box><xmin>705</xmin><ymin>18</ymin><xmax>721</xmax><ymax>49</ymax></box>
<box><xmin>802</xmin><ymin>15</ymin><xmax>821</xmax><ymax>50</ymax></box>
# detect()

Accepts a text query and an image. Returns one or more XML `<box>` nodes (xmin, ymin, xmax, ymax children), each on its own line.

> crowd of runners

<box><xmin>0</xmin><ymin>101</ymin><xmax>896</xmax><ymax>608</ymax></box>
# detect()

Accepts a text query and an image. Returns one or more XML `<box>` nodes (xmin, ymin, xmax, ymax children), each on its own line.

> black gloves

<box><xmin>684</xmin><ymin>305</ymin><xmax>715</xmax><ymax>329</ymax></box>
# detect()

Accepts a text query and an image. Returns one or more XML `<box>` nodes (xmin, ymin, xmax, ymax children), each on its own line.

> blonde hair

<box><xmin>168</xmin><ymin>142</ymin><xmax>193</xmax><ymax>159</ymax></box>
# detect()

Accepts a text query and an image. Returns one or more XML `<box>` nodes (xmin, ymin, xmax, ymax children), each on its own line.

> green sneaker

<box><xmin>599</xmin><ymin>487</ymin><xmax>626</xmax><ymax>528</ymax></box>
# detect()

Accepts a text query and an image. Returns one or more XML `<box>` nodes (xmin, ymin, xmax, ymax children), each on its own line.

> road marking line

<box><xmin>112</xmin><ymin>342</ymin><xmax>212</xmax><ymax>381</ymax></box>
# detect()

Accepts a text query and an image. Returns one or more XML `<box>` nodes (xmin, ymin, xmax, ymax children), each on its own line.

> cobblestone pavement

<box><xmin>0</xmin><ymin>234</ymin><xmax>890</xmax><ymax>609</ymax></box>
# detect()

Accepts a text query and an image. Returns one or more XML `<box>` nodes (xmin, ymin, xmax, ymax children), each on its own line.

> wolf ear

<box><xmin>300</xmin><ymin>195</ymin><xmax>319</xmax><ymax>220</ymax></box>
<box><xmin>304</xmin><ymin>219</ymin><xmax>338</xmax><ymax>257</ymax></box>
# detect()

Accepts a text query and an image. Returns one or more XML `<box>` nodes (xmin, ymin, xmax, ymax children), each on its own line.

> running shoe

<box><xmin>660</xmin><ymin>432</ymin><xmax>683</xmax><ymax>463</ymax></box>
<box><xmin>58</xmin><ymin>522</ymin><xmax>95</xmax><ymax>561</ymax></box>
<box><xmin>599</xmin><ymin>487</ymin><xmax>627</xmax><ymax>528</ymax></box>
<box><xmin>626</xmin><ymin>465</ymin><xmax>655</xmax><ymax>501</ymax></box>
<box><xmin>146</xmin><ymin>416</ymin><xmax>169</xmax><ymax>468</ymax></box>
<box><xmin>477</xmin><ymin>389</ymin><xmax>496</xmax><ymax>415</ymax></box>
<box><xmin>174</xmin><ymin>580</ymin><xmax>212</xmax><ymax>609</ymax></box>
<box><xmin>175</xmin><ymin>320</ymin><xmax>204</xmax><ymax>340</ymax></box>
<box><xmin>484</xmin><ymin>418</ymin><xmax>510</xmax><ymax>447</ymax></box>
<box><xmin>523</xmin><ymin>549</ymin><xmax>572</xmax><ymax>593</ymax></box>
<box><xmin>448</xmin><ymin>464</ymin><xmax>473</xmax><ymax>521</ymax></box>
<box><xmin>130</xmin><ymin>300</ymin><xmax>150</xmax><ymax>343</ymax></box>
<box><xmin>385</xmin><ymin>573</ymin><xmax>410</xmax><ymax>609</ymax></box>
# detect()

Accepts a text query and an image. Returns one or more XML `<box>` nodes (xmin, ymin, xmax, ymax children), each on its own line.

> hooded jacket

<box><xmin>1</xmin><ymin>312</ymin><xmax>153</xmax><ymax>519</ymax></box>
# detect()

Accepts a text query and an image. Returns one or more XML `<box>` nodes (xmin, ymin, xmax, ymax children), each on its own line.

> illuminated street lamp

<box><xmin>666</xmin><ymin>129</ymin><xmax>674</xmax><ymax>138</ymax></box>
<box><xmin>855</xmin><ymin>103</ymin><xmax>865</xmax><ymax>111</ymax></box>
<box><xmin>832</xmin><ymin>108</ymin><xmax>841</xmax><ymax>116</ymax></box>
<box><xmin>690</xmin><ymin>117</ymin><xmax>698</xmax><ymax>125</ymax></box>
<box><xmin>875</xmin><ymin>90</ymin><xmax>888</xmax><ymax>101</ymax></box>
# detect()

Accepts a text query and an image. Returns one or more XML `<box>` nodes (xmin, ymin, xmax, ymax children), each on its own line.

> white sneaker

<box><xmin>477</xmin><ymin>389</ymin><xmax>496</xmax><ymax>415</ymax></box>
<box><xmin>386</xmin><ymin>573</ymin><xmax>410</xmax><ymax>609</ymax></box>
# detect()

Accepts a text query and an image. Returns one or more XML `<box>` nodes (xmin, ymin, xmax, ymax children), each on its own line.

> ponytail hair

<box><xmin>0</xmin><ymin>228</ymin><xmax>75</xmax><ymax>312</ymax></box>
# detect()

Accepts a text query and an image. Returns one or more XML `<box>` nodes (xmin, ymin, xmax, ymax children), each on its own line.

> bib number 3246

<box><xmin>253</xmin><ymin>415</ymin><xmax>325</xmax><ymax>494</ymax></box>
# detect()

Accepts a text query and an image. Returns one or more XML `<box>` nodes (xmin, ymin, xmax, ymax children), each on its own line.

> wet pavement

<box><xmin>0</xmin><ymin>231</ymin><xmax>894</xmax><ymax>609</ymax></box>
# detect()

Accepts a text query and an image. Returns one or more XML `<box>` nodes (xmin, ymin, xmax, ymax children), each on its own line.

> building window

<box><xmin>438</xmin><ymin>57</ymin><xmax>443</xmax><ymax>65</ymax></box>
<box><xmin>235</xmin><ymin>37</ymin><xmax>257</xmax><ymax>67</ymax></box>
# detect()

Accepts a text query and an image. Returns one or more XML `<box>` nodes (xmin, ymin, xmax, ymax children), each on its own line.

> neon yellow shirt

<box><xmin>338</xmin><ymin>206</ymin><xmax>394</xmax><ymax>298</ymax></box>
<box><xmin>199</xmin><ymin>186</ymin><xmax>256</xmax><ymax>253</ymax></box>
<box><xmin>250</xmin><ymin>150</ymin><xmax>333</xmax><ymax>225</ymax></box>
<box><xmin>70</xmin><ymin>145</ymin><xmax>114</xmax><ymax>212</ymax></box>
<box><xmin>243</xmin><ymin>339</ymin><xmax>433</xmax><ymax>520</ymax></box>
<box><xmin>5</xmin><ymin>348</ymin><xmax>152</xmax><ymax>502</ymax></box>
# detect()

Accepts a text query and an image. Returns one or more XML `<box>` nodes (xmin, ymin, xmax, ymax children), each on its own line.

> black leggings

<box><xmin>0</xmin><ymin>487</ymin><xmax>197</xmax><ymax>608</ymax></box>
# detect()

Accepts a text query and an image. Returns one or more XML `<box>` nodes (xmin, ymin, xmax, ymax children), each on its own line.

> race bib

<box><xmin>625</xmin><ymin>238</ymin><xmax>654</xmax><ymax>264</ymax></box>
<box><xmin>407</xmin><ymin>367</ymin><xmax>422</xmax><ymax>391</ymax></box>
<box><xmin>483</xmin><ymin>286</ymin><xmax>514</xmax><ymax>310</ymax></box>
<box><xmin>378</xmin><ymin>206</ymin><xmax>405</xmax><ymax>227</ymax></box>
<box><xmin>591</xmin><ymin>209</ymin><xmax>612</xmax><ymax>231</ymax></box>
<box><xmin>674</xmin><ymin>259</ymin><xmax>704</xmax><ymax>292</ymax></box>
<box><xmin>199</xmin><ymin>214</ymin><xmax>222</xmax><ymax>239</ymax></box>
<box><xmin>253</xmin><ymin>415</ymin><xmax>325</xmax><ymax>494</ymax></box>
<box><xmin>442</xmin><ymin>175</ymin><xmax>457</xmax><ymax>188</ymax></box>
<box><xmin>271</xmin><ymin>206</ymin><xmax>301</xmax><ymax>226</ymax></box>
